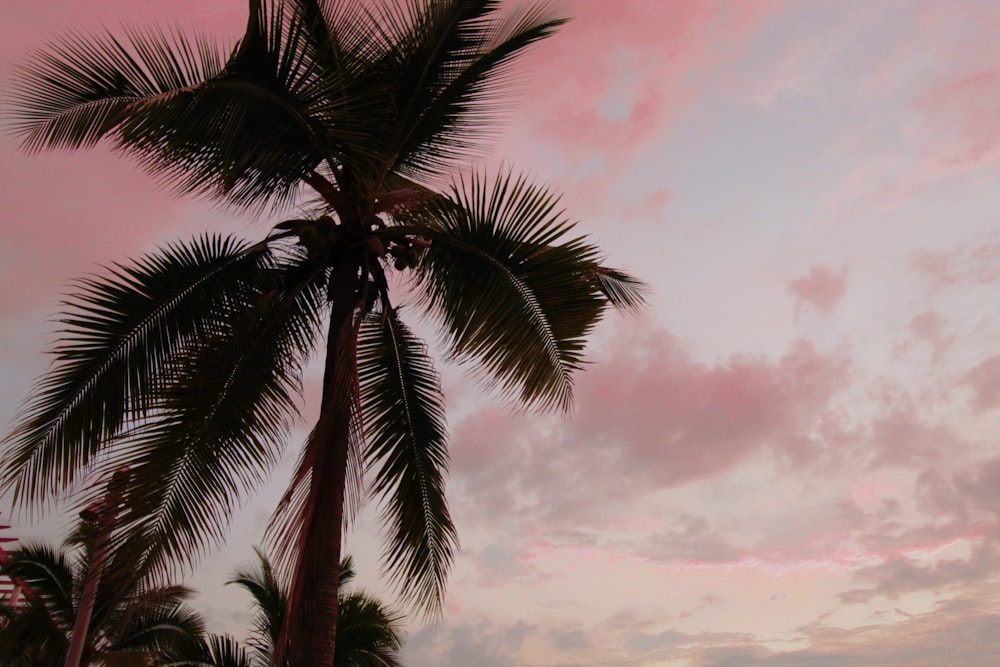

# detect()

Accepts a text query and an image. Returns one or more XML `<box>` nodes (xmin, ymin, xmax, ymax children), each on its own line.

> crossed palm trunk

<box><xmin>1</xmin><ymin>1</ymin><xmax>647</xmax><ymax>665</ymax></box>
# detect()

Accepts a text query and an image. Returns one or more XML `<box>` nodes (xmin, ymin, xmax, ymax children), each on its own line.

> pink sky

<box><xmin>3</xmin><ymin>1</ymin><xmax>1000</xmax><ymax>665</ymax></box>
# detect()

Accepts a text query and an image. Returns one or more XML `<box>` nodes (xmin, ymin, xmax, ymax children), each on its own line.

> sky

<box><xmin>2</xmin><ymin>0</ymin><xmax>1000</xmax><ymax>665</ymax></box>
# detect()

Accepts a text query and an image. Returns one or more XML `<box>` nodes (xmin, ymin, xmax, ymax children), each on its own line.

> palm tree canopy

<box><xmin>2</xmin><ymin>0</ymin><xmax>648</xmax><ymax>653</ymax></box>
<box><xmin>10</xmin><ymin>0</ymin><xmax>566</xmax><ymax>210</ymax></box>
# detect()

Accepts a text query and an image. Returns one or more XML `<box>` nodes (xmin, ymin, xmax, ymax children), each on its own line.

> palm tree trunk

<box><xmin>64</xmin><ymin>467</ymin><xmax>130</xmax><ymax>667</ymax></box>
<box><xmin>287</xmin><ymin>260</ymin><xmax>364</xmax><ymax>667</ymax></box>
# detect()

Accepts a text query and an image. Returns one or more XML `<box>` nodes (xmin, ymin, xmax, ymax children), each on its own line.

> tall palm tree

<box><xmin>166</xmin><ymin>552</ymin><xmax>402</xmax><ymax>667</ymax></box>
<box><xmin>2</xmin><ymin>1</ymin><xmax>646</xmax><ymax>664</ymax></box>
<box><xmin>0</xmin><ymin>534</ymin><xmax>205</xmax><ymax>666</ymax></box>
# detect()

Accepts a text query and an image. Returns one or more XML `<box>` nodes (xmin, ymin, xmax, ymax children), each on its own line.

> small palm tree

<box><xmin>2</xmin><ymin>1</ymin><xmax>647</xmax><ymax>664</ymax></box>
<box><xmin>0</xmin><ymin>535</ymin><xmax>205</xmax><ymax>666</ymax></box>
<box><xmin>166</xmin><ymin>552</ymin><xmax>402</xmax><ymax>667</ymax></box>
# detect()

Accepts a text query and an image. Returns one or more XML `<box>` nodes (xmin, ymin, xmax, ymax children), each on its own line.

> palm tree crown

<box><xmin>2</xmin><ymin>1</ymin><xmax>647</xmax><ymax>664</ymax></box>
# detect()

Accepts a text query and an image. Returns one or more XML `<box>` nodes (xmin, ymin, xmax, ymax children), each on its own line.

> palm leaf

<box><xmin>228</xmin><ymin>548</ymin><xmax>286</xmax><ymax>662</ymax></box>
<box><xmin>380</xmin><ymin>0</ymin><xmax>566</xmax><ymax>178</ymax></box>
<box><xmin>0</xmin><ymin>235</ymin><xmax>276</xmax><ymax>506</ymax></box>
<box><xmin>103</xmin><ymin>246</ymin><xmax>328</xmax><ymax>576</ymax></box>
<box><xmin>8</xmin><ymin>3</ymin><xmax>381</xmax><ymax>210</ymax></box>
<box><xmin>9</xmin><ymin>26</ymin><xmax>224</xmax><ymax>153</ymax></box>
<box><xmin>357</xmin><ymin>307</ymin><xmax>455</xmax><ymax>615</ymax></box>
<box><xmin>159</xmin><ymin>633</ymin><xmax>254</xmax><ymax>667</ymax></box>
<box><xmin>108</xmin><ymin>585</ymin><xmax>205</xmax><ymax>658</ymax></box>
<box><xmin>334</xmin><ymin>590</ymin><xmax>404</xmax><ymax>667</ymax></box>
<box><xmin>589</xmin><ymin>265</ymin><xmax>648</xmax><ymax>312</ymax></box>
<box><xmin>412</xmin><ymin>169</ymin><xmax>615</xmax><ymax>411</ymax></box>
<box><xmin>0</xmin><ymin>543</ymin><xmax>75</xmax><ymax>630</ymax></box>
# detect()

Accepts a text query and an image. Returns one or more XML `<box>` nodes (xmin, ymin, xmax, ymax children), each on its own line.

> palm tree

<box><xmin>0</xmin><ymin>534</ymin><xmax>205</xmax><ymax>666</ymax></box>
<box><xmin>2</xmin><ymin>1</ymin><xmax>647</xmax><ymax>664</ymax></box>
<box><xmin>166</xmin><ymin>552</ymin><xmax>402</xmax><ymax>667</ymax></box>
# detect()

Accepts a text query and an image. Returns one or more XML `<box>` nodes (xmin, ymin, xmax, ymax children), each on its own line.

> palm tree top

<box><xmin>9</xmin><ymin>0</ymin><xmax>567</xmax><ymax>211</ymax></box>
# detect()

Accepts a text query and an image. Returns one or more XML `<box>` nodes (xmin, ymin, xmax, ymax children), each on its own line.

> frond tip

<box><xmin>590</xmin><ymin>265</ymin><xmax>649</xmax><ymax>313</ymax></box>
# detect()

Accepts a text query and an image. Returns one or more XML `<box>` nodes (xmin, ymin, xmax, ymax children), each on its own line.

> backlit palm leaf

<box><xmin>357</xmin><ymin>308</ymin><xmax>455</xmax><ymax>614</ymax></box>
<box><xmin>10</xmin><ymin>27</ymin><xmax>223</xmax><ymax>153</ymax></box>
<box><xmin>589</xmin><ymin>265</ymin><xmax>648</xmax><ymax>312</ymax></box>
<box><xmin>413</xmin><ymin>169</ymin><xmax>616</xmax><ymax>411</ymax></box>
<box><xmin>1</xmin><ymin>235</ymin><xmax>275</xmax><ymax>505</ymax></box>
<box><xmin>334</xmin><ymin>589</ymin><xmax>403</xmax><ymax>667</ymax></box>
<box><xmin>375</xmin><ymin>0</ymin><xmax>566</xmax><ymax>178</ymax></box>
<box><xmin>160</xmin><ymin>633</ymin><xmax>254</xmax><ymax>667</ymax></box>
<box><xmin>105</xmin><ymin>245</ymin><xmax>328</xmax><ymax>575</ymax></box>
<box><xmin>228</xmin><ymin>547</ymin><xmax>286</xmax><ymax>662</ymax></box>
<box><xmin>10</xmin><ymin>2</ymin><xmax>378</xmax><ymax>210</ymax></box>
<box><xmin>0</xmin><ymin>544</ymin><xmax>73</xmax><ymax>665</ymax></box>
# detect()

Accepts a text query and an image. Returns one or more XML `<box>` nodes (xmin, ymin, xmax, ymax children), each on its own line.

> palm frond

<box><xmin>104</xmin><ymin>248</ymin><xmax>328</xmax><ymax>576</ymax></box>
<box><xmin>0</xmin><ymin>234</ymin><xmax>274</xmax><ymax>506</ymax></box>
<box><xmin>412</xmin><ymin>169</ymin><xmax>615</xmax><ymax>411</ymax></box>
<box><xmin>7</xmin><ymin>4</ymin><xmax>381</xmax><ymax>211</ymax></box>
<box><xmin>589</xmin><ymin>265</ymin><xmax>648</xmax><ymax>312</ymax></box>
<box><xmin>159</xmin><ymin>633</ymin><xmax>254</xmax><ymax>667</ymax></box>
<box><xmin>228</xmin><ymin>547</ymin><xmax>286</xmax><ymax>662</ymax></box>
<box><xmin>382</xmin><ymin>0</ymin><xmax>566</xmax><ymax>178</ymax></box>
<box><xmin>109</xmin><ymin>589</ymin><xmax>206</xmax><ymax>657</ymax></box>
<box><xmin>3</xmin><ymin>538</ymin><xmax>207</xmax><ymax>665</ymax></box>
<box><xmin>9</xmin><ymin>26</ymin><xmax>224</xmax><ymax>153</ymax></box>
<box><xmin>0</xmin><ymin>579</ymin><xmax>69</xmax><ymax>667</ymax></box>
<box><xmin>338</xmin><ymin>553</ymin><xmax>356</xmax><ymax>587</ymax></box>
<box><xmin>357</xmin><ymin>307</ymin><xmax>455</xmax><ymax>615</ymax></box>
<box><xmin>334</xmin><ymin>590</ymin><xmax>404</xmax><ymax>667</ymax></box>
<box><xmin>0</xmin><ymin>543</ymin><xmax>75</xmax><ymax>630</ymax></box>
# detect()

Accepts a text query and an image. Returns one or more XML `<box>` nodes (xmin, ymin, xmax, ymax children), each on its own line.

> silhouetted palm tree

<box><xmin>166</xmin><ymin>552</ymin><xmax>402</xmax><ymax>667</ymax></box>
<box><xmin>0</xmin><ymin>535</ymin><xmax>204</xmax><ymax>666</ymax></box>
<box><xmin>2</xmin><ymin>1</ymin><xmax>646</xmax><ymax>664</ymax></box>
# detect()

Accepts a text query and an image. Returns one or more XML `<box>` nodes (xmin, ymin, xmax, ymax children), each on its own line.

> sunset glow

<box><xmin>3</xmin><ymin>1</ymin><xmax>1000</xmax><ymax>665</ymax></box>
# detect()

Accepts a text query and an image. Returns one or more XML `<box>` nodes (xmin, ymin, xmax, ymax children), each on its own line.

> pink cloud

<box><xmin>570</xmin><ymin>333</ymin><xmax>848</xmax><ymax>484</ymax></box>
<box><xmin>2</xmin><ymin>0</ymin><xmax>243</xmax><ymax>48</ymax></box>
<box><xmin>788</xmin><ymin>265</ymin><xmax>848</xmax><ymax>316</ymax></box>
<box><xmin>840</xmin><ymin>538</ymin><xmax>997</xmax><ymax>604</ymax></box>
<box><xmin>962</xmin><ymin>356</ymin><xmax>1000</xmax><ymax>413</ymax></box>
<box><xmin>634</xmin><ymin>513</ymin><xmax>744</xmax><ymax>564</ymax></box>
<box><xmin>845</xmin><ymin>458</ymin><xmax>1000</xmax><ymax>561</ymax></box>
<box><xmin>914</xmin><ymin>241</ymin><xmax>1000</xmax><ymax>287</ymax></box>
<box><xmin>448</xmin><ymin>326</ymin><xmax>850</xmax><ymax>539</ymax></box>
<box><xmin>521</xmin><ymin>0</ymin><xmax>708</xmax><ymax>155</ymax></box>
<box><xmin>913</xmin><ymin>63</ymin><xmax>1000</xmax><ymax>174</ymax></box>
<box><xmin>907</xmin><ymin>310</ymin><xmax>951</xmax><ymax>359</ymax></box>
<box><xmin>502</xmin><ymin>0</ymin><xmax>779</xmax><ymax>217</ymax></box>
<box><xmin>865</xmin><ymin>406</ymin><xmax>965</xmax><ymax>470</ymax></box>
<box><xmin>771</xmin><ymin>597</ymin><xmax>1000</xmax><ymax>667</ymax></box>
<box><xmin>955</xmin><ymin>457</ymin><xmax>1000</xmax><ymax>513</ymax></box>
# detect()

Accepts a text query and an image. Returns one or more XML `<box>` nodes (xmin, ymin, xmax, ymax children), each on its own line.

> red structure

<box><xmin>0</xmin><ymin>512</ymin><xmax>24</xmax><ymax>607</ymax></box>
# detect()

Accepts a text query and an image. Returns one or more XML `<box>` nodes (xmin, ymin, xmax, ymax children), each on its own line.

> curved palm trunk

<box><xmin>287</xmin><ymin>259</ymin><xmax>364</xmax><ymax>667</ymax></box>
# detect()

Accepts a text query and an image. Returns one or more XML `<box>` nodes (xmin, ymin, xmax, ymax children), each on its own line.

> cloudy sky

<box><xmin>3</xmin><ymin>1</ymin><xmax>1000</xmax><ymax>665</ymax></box>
